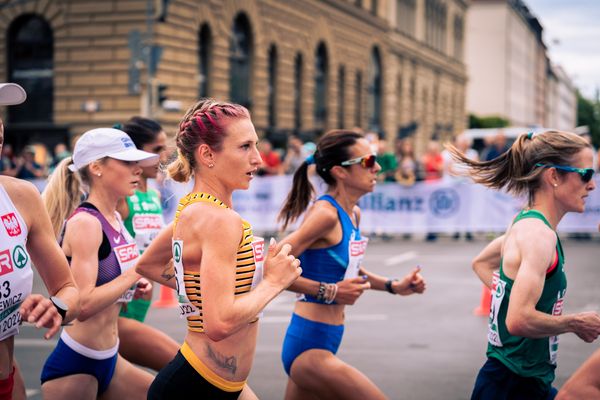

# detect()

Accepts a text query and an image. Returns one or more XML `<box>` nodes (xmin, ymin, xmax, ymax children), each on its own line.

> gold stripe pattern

<box><xmin>174</xmin><ymin>192</ymin><xmax>257</xmax><ymax>333</ymax></box>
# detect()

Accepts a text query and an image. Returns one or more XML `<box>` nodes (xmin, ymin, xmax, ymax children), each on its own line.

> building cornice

<box><xmin>319</xmin><ymin>0</ymin><xmax>389</xmax><ymax>32</ymax></box>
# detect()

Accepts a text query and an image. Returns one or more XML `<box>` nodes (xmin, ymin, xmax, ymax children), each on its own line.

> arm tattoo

<box><xmin>161</xmin><ymin>261</ymin><xmax>175</xmax><ymax>281</ymax></box>
<box><xmin>206</xmin><ymin>343</ymin><xmax>237</xmax><ymax>376</ymax></box>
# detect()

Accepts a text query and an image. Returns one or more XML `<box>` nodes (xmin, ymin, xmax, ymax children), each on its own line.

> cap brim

<box><xmin>0</xmin><ymin>83</ymin><xmax>26</xmax><ymax>106</ymax></box>
<box><xmin>109</xmin><ymin>149</ymin><xmax>159</xmax><ymax>167</ymax></box>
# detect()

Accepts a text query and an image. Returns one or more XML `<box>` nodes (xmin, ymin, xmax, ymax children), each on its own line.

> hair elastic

<box><xmin>112</xmin><ymin>123</ymin><xmax>123</xmax><ymax>130</ymax></box>
<box><xmin>526</xmin><ymin>131</ymin><xmax>534</xmax><ymax>140</ymax></box>
<box><xmin>305</xmin><ymin>154</ymin><xmax>315</xmax><ymax>165</ymax></box>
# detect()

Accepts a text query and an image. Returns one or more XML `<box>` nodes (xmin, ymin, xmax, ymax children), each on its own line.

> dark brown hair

<box><xmin>278</xmin><ymin>130</ymin><xmax>364</xmax><ymax>230</ymax></box>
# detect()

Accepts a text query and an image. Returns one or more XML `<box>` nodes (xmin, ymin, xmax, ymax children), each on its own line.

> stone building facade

<box><xmin>0</xmin><ymin>0</ymin><xmax>467</xmax><ymax>155</ymax></box>
<box><xmin>464</xmin><ymin>0</ymin><xmax>576</xmax><ymax>130</ymax></box>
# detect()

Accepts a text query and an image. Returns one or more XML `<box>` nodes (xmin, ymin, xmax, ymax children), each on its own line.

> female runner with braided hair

<box><xmin>136</xmin><ymin>99</ymin><xmax>301</xmax><ymax>399</ymax></box>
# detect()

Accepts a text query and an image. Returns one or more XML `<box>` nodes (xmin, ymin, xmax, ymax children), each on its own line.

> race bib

<box><xmin>343</xmin><ymin>235</ymin><xmax>368</xmax><ymax>280</ymax></box>
<box><xmin>114</xmin><ymin>242</ymin><xmax>140</xmax><ymax>303</ymax></box>
<box><xmin>251</xmin><ymin>237</ymin><xmax>265</xmax><ymax>319</ymax></box>
<box><xmin>549</xmin><ymin>289</ymin><xmax>566</xmax><ymax>364</ymax></box>
<box><xmin>132</xmin><ymin>213</ymin><xmax>164</xmax><ymax>252</ymax></box>
<box><xmin>488</xmin><ymin>271</ymin><xmax>505</xmax><ymax>347</ymax></box>
<box><xmin>172</xmin><ymin>240</ymin><xmax>200</xmax><ymax>318</ymax></box>
<box><xmin>0</xmin><ymin>244</ymin><xmax>32</xmax><ymax>340</ymax></box>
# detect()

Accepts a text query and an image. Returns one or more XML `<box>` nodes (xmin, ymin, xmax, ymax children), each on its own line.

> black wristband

<box><xmin>50</xmin><ymin>296</ymin><xmax>68</xmax><ymax>321</ymax></box>
<box><xmin>385</xmin><ymin>279</ymin><xmax>398</xmax><ymax>294</ymax></box>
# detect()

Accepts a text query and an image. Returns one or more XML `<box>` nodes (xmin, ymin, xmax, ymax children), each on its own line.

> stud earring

<box><xmin>553</xmin><ymin>183</ymin><xmax>557</xmax><ymax>187</ymax></box>
<box><xmin>208</xmin><ymin>163</ymin><xmax>214</xmax><ymax>168</ymax></box>
<box><xmin>97</xmin><ymin>173</ymin><xmax>102</xmax><ymax>177</ymax></box>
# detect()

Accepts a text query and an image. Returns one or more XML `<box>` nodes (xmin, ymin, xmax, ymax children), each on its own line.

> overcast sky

<box><xmin>525</xmin><ymin>0</ymin><xmax>600</xmax><ymax>99</ymax></box>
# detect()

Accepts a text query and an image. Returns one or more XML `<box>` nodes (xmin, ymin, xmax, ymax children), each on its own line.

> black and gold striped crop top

<box><xmin>173</xmin><ymin>192</ymin><xmax>259</xmax><ymax>333</ymax></box>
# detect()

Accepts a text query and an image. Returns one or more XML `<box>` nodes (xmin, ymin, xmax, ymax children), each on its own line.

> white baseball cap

<box><xmin>69</xmin><ymin>128</ymin><xmax>159</xmax><ymax>172</ymax></box>
<box><xmin>0</xmin><ymin>83</ymin><xmax>26</xmax><ymax>106</ymax></box>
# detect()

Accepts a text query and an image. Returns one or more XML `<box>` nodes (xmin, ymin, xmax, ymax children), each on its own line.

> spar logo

<box><xmin>173</xmin><ymin>241</ymin><xmax>182</xmax><ymax>263</ymax></box>
<box><xmin>115</xmin><ymin>243</ymin><xmax>138</xmax><ymax>263</ymax></box>
<box><xmin>1</xmin><ymin>213</ymin><xmax>21</xmax><ymax>237</ymax></box>
<box><xmin>0</xmin><ymin>249</ymin><xmax>13</xmax><ymax>276</ymax></box>
<box><xmin>12</xmin><ymin>245</ymin><xmax>28</xmax><ymax>269</ymax></box>
<box><xmin>251</xmin><ymin>240</ymin><xmax>265</xmax><ymax>262</ymax></box>
<box><xmin>133</xmin><ymin>214</ymin><xmax>162</xmax><ymax>230</ymax></box>
<box><xmin>350</xmin><ymin>240</ymin><xmax>367</xmax><ymax>256</ymax></box>
<box><xmin>429</xmin><ymin>188</ymin><xmax>459</xmax><ymax>218</ymax></box>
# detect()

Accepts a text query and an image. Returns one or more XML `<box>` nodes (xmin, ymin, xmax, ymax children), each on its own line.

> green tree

<box><xmin>468</xmin><ymin>114</ymin><xmax>509</xmax><ymax>129</ymax></box>
<box><xmin>577</xmin><ymin>90</ymin><xmax>600</xmax><ymax>148</ymax></box>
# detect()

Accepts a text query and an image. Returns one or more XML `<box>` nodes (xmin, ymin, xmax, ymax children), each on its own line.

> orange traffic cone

<box><xmin>153</xmin><ymin>284</ymin><xmax>178</xmax><ymax>308</ymax></box>
<box><xmin>473</xmin><ymin>285</ymin><xmax>492</xmax><ymax>316</ymax></box>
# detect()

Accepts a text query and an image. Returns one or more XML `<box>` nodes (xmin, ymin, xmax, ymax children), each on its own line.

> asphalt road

<box><xmin>15</xmin><ymin>235</ymin><xmax>600</xmax><ymax>400</ymax></box>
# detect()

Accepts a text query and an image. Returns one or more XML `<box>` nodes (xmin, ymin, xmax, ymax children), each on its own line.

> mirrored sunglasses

<box><xmin>340</xmin><ymin>153</ymin><xmax>377</xmax><ymax>169</ymax></box>
<box><xmin>535</xmin><ymin>163</ymin><xmax>595</xmax><ymax>183</ymax></box>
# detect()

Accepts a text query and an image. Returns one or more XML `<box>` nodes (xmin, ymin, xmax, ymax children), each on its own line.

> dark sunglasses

<box><xmin>340</xmin><ymin>153</ymin><xmax>377</xmax><ymax>169</ymax></box>
<box><xmin>535</xmin><ymin>163</ymin><xmax>595</xmax><ymax>183</ymax></box>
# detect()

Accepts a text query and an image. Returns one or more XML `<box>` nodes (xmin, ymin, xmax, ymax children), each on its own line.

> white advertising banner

<box><xmin>32</xmin><ymin>175</ymin><xmax>600</xmax><ymax>234</ymax></box>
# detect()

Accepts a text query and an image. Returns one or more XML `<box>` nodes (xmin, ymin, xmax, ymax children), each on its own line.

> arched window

<box><xmin>337</xmin><ymin>66</ymin><xmax>345</xmax><ymax>129</ymax></box>
<box><xmin>229</xmin><ymin>13</ymin><xmax>253</xmax><ymax>109</ymax></box>
<box><xmin>8</xmin><ymin>14</ymin><xmax>53</xmax><ymax>123</ymax></box>
<box><xmin>267</xmin><ymin>45</ymin><xmax>277</xmax><ymax>129</ymax></box>
<box><xmin>355</xmin><ymin>71</ymin><xmax>362</xmax><ymax>128</ymax></box>
<box><xmin>313</xmin><ymin>42</ymin><xmax>328</xmax><ymax>130</ymax></box>
<box><xmin>294</xmin><ymin>53</ymin><xmax>303</xmax><ymax>131</ymax></box>
<box><xmin>198</xmin><ymin>24</ymin><xmax>212</xmax><ymax>98</ymax></box>
<box><xmin>367</xmin><ymin>47</ymin><xmax>382</xmax><ymax>132</ymax></box>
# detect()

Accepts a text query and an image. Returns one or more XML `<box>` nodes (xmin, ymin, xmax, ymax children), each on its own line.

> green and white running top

<box><xmin>487</xmin><ymin>209</ymin><xmax>567</xmax><ymax>387</ymax></box>
<box><xmin>123</xmin><ymin>189</ymin><xmax>164</xmax><ymax>253</ymax></box>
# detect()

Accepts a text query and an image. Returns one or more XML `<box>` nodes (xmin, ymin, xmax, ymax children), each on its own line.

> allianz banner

<box><xmin>32</xmin><ymin>175</ymin><xmax>600</xmax><ymax>233</ymax></box>
<box><xmin>229</xmin><ymin>176</ymin><xmax>600</xmax><ymax>234</ymax></box>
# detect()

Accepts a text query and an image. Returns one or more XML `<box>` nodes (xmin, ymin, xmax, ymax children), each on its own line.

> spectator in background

<box><xmin>15</xmin><ymin>145</ymin><xmax>45</xmax><ymax>179</ymax></box>
<box><xmin>258</xmin><ymin>138</ymin><xmax>283</xmax><ymax>176</ymax></box>
<box><xmin>0</xmin><ymin>143</ymin><xmax>17</xmax><ymax>176</ymax></box>
<box><xmin>421</xmin><ymin>139</ymin><xmax>444</xmax><ymax>182</ymax></box>
<box><xmin>282</xmin><ymin>135</ymin><xmax>308</xmax><ymax>174</ymax></box>
<box><xmin>421</xmin><ymin>139</ymin><xmax>444</xmax><ymax>241</ymax></box>
<box><xmin>442</xmin><ymin>133</ymin><xmax>478</xmax><ymax>241</ymax></box>
<box><xmin>482</xmin><ymin>130</ymin><xmax>510</xmax><ymax>161</ymax></box>
<box><xmin>364</xmin><ymin>131</ymin><xmax>397</xmax><ymax>183</ymax></box>
<box><xmin>52</xmin><ymin>143</ymin><xmax>72</xmax><ymax>168</ymax></box>
<box><xmin>394</xmin><ymin>137</ymin><xmax>418</xmax><ymax>186</ymax></box>
<box><xmin>443</xmin><ymin>133</ymin><xmax>479</xmax><ymax>178</ymax></box>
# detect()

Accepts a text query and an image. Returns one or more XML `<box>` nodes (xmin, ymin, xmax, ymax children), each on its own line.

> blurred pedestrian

<box><xmin>393</xmin><ymin>137</ymin><xmax>418</xmax><ymax>186</ymax></box>
<box><xmin>41</xmin><ymin>128</ymin><xmax>158</xmax><ymax>399</ymax></box>
<box><xmin>421</xmin><ymin>139</ymin><xmax>443</xmax><ymax>241</ymax></box>
<box><xmin>0</xmin><ymin>143</ymin><xmax>17</xmax><ymax>177</ymax></box>
<box><xmin>282</xmin><ymin>135</ymin><xmax>307</xmax><ymax>175</ymax></box>
<box><xmin>15</xmin><ymin>145</ymin><xmax>45</xmax><ymax>179</ymax></box>
<box><xmin>258</xmin><ymin>138</ymin><xmax>283</xmax><ymax>175</ymax></box>
<box><xmin>0</xmin><ymin>82</ymin><xmax>80</xmax><ymax>400</ymax></box>
<box><xmin>482</xmin><ymin>130</ymin><xmax>510</xmax><ymax>161</ymax></box>
<box><xmin>442</xmin><ymin>133</ymin><xmax>478</xmax><ymax>240</ymax></box>
<box><xmin>449</xmin><ymin>130</ymin><xmax>599</xmax><ymax>400</ymax></box>
<box><xmin>278</xmin><ymin>129</ymin><xmax>426</xmax><ymax>400</ymax></box>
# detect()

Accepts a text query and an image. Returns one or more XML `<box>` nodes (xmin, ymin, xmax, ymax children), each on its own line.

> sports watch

<box><xmin>49</xmin><ymin>296</ymin><xmax>68</xmax><ymax>322</ymax></box>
